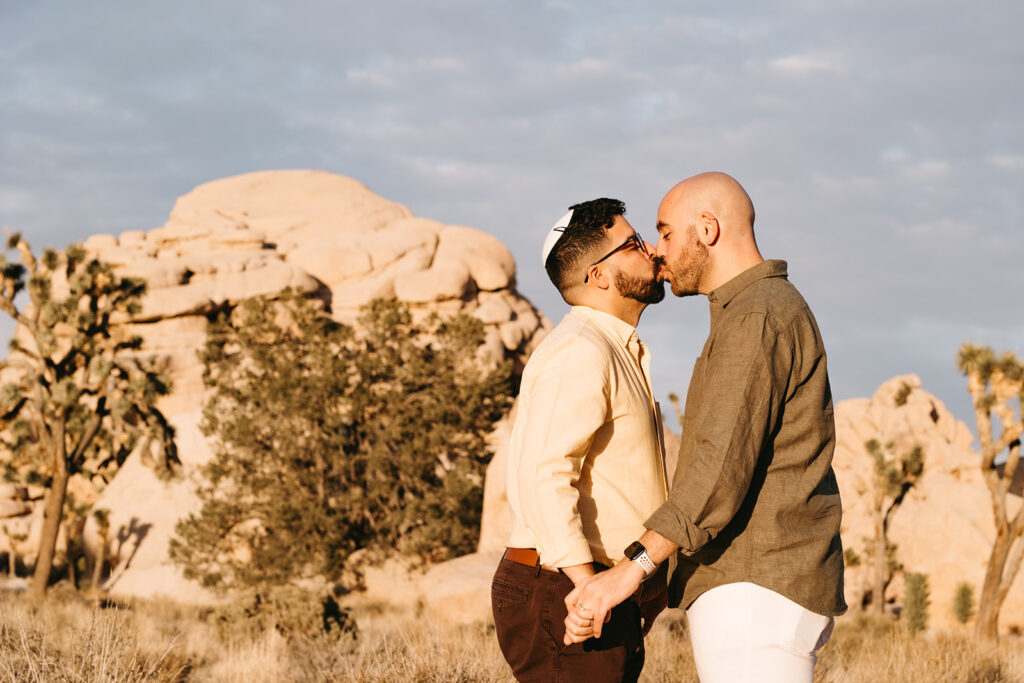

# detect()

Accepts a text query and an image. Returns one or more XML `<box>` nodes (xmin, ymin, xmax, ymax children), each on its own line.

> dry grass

<box><xmin>0</xmin><ymin>587</ymin><xmax>190</xmax><ymax>682</ymax></box>
<box><xmin>2</xmin><ymin>589</ymin><xmax>1023</xmax><ymax>682</ymax></box>
<box><xmin>815</xmin><ymin>614</ymin><xmax>1024</xmax><ymax>683</ymax></box>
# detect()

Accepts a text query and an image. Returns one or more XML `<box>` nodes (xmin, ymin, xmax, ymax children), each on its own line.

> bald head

<box><xmin>654</xmin><ymin>172</ymin><xmax>763</xmax><ymax>296</ymax></box>
<box><xmin>659</xmin><ymin>172</ymin><xmax>755</xmax><ymax>241</ymax></box>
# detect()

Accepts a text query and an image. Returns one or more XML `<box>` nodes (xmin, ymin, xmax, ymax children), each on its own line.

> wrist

<box><xmin>623</xmin><ymin>540</ymin><xmax>658</xmax><ymax>580</ymax></box>
<box><xmin>622</xmin><ymin>558</ymin><xmax>647</xmax><ymax>586</ymax></box>
<box><xmin>560</xmin><ymin>562</ymin><xmax>596</xmax><ymax>586</ymax></box>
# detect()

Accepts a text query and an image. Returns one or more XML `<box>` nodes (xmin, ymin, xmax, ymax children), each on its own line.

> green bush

<box><xmin>170</xmin><ymin>292</ymin><xmax>512</xmax><ymax>636</ymax></box>
<box><xmin>953</xmin><ymin>581</ymin><xmax>975</xmax><ymax>625</ymax></box>
<box><xmin>904</xmin><ymin>572</ymin><xmax>930</xmax><ymax>635</ymax></box>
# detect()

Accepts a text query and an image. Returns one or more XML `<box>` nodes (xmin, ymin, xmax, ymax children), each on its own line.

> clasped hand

<box><xmin>562</xmin><ymin>561</ymin><xmax>647</xmax><ymax>645</ymax></box>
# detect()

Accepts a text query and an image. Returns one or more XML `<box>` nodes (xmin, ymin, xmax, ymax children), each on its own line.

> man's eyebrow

<box><xmin>655</xmin><ymin>220</ymin><xmax>670</xmax><ymax>232</ymax></box>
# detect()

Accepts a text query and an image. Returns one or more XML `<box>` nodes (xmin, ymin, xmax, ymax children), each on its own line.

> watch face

<box><xmin>624</xmin><ymin>541</ymin><xmax>645</xmax><ymax>559</ymax></box>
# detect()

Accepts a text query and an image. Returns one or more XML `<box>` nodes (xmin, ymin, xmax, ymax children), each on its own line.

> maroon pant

<box><xmin>491</xmin><ymin>557</ymin><xmax>644</xmax><ymax>683</ymax></box>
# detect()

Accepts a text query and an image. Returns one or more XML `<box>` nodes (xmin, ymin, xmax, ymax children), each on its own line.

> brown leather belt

<box><xmin>502</xmin><ymin>548</ymin><xmax>667</xmax><ymax>606</ymax></box>
<box><xmin>503</xmin><ymin>547</ymin><xmax>560</xmax><ymax>573</ymax></box>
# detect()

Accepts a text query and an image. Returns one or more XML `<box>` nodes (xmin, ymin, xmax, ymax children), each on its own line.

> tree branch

<box><xmin>998</xmin><ymin>527</ymin><xmax>1024</xmax><ymax>605</ymax></box>
<box><xmin>70</xmin><ymin>396</ymin><xmax>107</xmax><ymax>471</ymax></box>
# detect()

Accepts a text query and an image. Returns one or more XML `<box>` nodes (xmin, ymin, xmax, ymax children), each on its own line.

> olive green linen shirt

<box><xmin>645</xmin><ymin>260</ymin><xmax>847</xmax><ymax>617</ymax></box>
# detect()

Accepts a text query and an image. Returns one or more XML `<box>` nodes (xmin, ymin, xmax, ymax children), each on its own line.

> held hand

<box><xmin>563</xmin><ymin>597</ymin><xmax>606</xmax><ymax>642</ymax></box>
<box><xmin>562</xmin><ymin>561</ymin><xmax>645</xmax><ymax>644</ymax></box>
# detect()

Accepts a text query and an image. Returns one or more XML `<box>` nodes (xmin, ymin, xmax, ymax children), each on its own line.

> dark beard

<box><xmin>615</xmin><ymin>264</ymin><xmax>665</xmax><ymax>304</ymax></box>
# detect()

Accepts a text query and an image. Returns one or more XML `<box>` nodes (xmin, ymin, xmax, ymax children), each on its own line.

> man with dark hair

<box><xmin>563</xmin><ymin>174</ymin><xmax>846</xmax><ymax>683</ymax></box>
<box><xmin>491</xmin><ymin>198</ymin><xmax>668</xmax><ymax>682</ymax></box>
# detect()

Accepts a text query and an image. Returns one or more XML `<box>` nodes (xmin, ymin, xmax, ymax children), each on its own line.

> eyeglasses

<box><xmin>584</xmin><ymin>233</ymin><xmax>650</xmax><ymax>282</ymax></box>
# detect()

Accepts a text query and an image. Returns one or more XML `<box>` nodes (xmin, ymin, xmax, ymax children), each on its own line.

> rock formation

<box><xmin>0</xmin><ymin>170</ymin><xmax>551</xmax><ymax>600</ymax></box>
<box><xmin>833</xmin><ymin>374</ymin><xmax>1024</xmax><ymax>631</ymax></box>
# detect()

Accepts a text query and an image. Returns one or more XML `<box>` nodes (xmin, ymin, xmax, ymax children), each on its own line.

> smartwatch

<box><xmin>624</xmin><ymin>540</ymin><xmax>657</xmax><ymax>578</ymax></box>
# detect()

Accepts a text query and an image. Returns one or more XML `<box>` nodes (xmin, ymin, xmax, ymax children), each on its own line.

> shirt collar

<box><xmin>569</xmin><ymin>305</ymin><xmax>639</xmax><ymax>347</ymax></box>
<box><xmin>707</xmin><ymin>259</ymin><xmax>788</xmax><ymax>308</ymax></box>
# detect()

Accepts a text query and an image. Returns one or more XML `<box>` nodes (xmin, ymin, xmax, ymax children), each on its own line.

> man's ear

<box><xmin>698</xmin><ymin>211</ymin><xmax>720</xmax><ymax>246</ymax></box>
<box><xmin>587</xmin><ymin>264</ymin><xmax>613</xmax><ymax>291</ymax></box>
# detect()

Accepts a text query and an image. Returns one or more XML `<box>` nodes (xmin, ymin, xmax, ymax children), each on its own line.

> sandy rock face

<box><xmin>833</xmin><ymin>374</ymin><xmax>1024</xmax><ymax>632</ymax></box>
<box><xmin>82</xmin><ymin>170</ymin><xmax>548</xmax><ymax>419</ymax></box>
<box><xmin>36</xmin><ymin>170</ymin><xmax>552</xmax><ymax>601</ymax></box>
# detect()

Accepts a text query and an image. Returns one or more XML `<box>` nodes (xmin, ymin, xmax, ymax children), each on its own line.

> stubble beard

<box><xmin>662</xmin><ymin>228</ymin><xmax>709</xmax><ymax>298</ymax></box>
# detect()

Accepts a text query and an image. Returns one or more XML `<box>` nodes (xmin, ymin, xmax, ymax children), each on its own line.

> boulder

<box><xmin>56</xmin><ymin>170</ymin><xmax>552</xmax><ymax>601</ymax></box>
<box><xmin>833</xmin><ymin>374</ymin><xmax>1024</xmax><ymax>632</ymax></box>
<box><xmin>417</xmin><ymin>550</ymin><xmax>505</xmax><ymax>623</ymax></box>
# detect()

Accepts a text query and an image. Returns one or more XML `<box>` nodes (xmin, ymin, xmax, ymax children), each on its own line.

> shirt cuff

<box><xmin>645</xmin><ymin>501</ymin><xmax>711</xmax><ymax>555</ymax></box>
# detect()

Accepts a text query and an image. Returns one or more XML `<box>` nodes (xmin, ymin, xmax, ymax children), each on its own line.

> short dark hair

<box><xmin>544</xmin><ymin>198</ymin><xmax>625</xmax><ymax>294</ymax></box>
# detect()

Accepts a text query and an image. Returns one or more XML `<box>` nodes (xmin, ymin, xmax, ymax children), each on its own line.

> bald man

<box><xmin>563</xmin><ymin>173</ymin><xmax>846</xmax><ymax>682</ymax></box>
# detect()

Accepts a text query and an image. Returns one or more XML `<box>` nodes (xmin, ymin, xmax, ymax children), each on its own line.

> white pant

<box><xmin>686</xmin><ymin>582</ymin><xmax>834</xmax><ymax>683</ymax></box>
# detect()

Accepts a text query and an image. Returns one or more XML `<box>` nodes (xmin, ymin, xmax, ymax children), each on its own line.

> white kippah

<box><xmin>541</xmin><ymin>209</ymin><xmax>574</xmax><ymax>267</ymax></box>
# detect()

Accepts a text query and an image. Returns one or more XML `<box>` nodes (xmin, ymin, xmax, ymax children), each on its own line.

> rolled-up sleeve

<box><xmin>516</xmin><ymin>339</ymin><xmax>609</xmax><ymax>567</ymax></box>
<box><xmin>646</xmin><ymin>311</ymin><xmax>788</xmax><ymax>554</ymax></box>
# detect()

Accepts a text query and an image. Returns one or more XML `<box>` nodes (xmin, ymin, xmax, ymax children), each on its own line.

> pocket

<box><xmin>492</xmin><ymin>578</ymin><xmax>532</xmax><ymax>604</ymax></box>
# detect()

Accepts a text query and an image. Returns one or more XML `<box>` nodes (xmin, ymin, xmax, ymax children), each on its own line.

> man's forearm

<box><xmin>560</xmin><ymin>562</ymin><xmax>597</xmax><ymax>586</ymax></box>
<box><xmin>639</xmin><ymin>529</ymin><xmax>679</xmax><ymax>565</ymax></box>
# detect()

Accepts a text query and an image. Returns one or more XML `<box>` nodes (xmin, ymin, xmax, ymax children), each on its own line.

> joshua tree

<box><xmin>865</xmin><ymin>437</ymin><xmax>924</xmax><ymax>613</ymax></box>
<box><xmin>0</xmin><ymin>232</ymin><xmax>175</xmax><ymax>601</ymax></box>
<box><xmin>957</xmin><ymin>343</ymin><xmax>1024</xmax><ymax>641</ymax></box>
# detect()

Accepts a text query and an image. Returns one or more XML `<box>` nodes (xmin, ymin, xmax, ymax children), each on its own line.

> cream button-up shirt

<box><xmin>506</xmin><ymin>305</ymin><xmax>668</xmax><ymax>568</ymax></box>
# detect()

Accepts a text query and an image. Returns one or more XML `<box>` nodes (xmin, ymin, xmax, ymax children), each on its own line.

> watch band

<box><xmin>633</xmin><ymin>550</ymin><xmax>657</xmax><ymax>576</ymax></box>
<box><xmin>624</xmin><ymin>540</ymin><xmax>657</xmax><ymax>577</ymax></box>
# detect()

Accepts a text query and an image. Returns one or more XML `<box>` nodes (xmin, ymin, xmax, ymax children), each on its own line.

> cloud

<box><xmin>1</xmin><ymin>0</ymin><xmax>1022</xmax><ymax>428</ymax></box>
<box><xmin>987</xmin><ymin>155</ymin><xmax>1024</xmax><ymax>170</ymax></box>
<box><xmin>767</xmin><ymin>53</ymin><xmax>842</xmax><ymax>77</ymax></box>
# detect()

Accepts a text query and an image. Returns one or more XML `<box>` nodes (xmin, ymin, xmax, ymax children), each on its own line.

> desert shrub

<box><xmin>894</xmin><ymin>381</ymin><xmax>914</xmax><ymax>406</ymax></box>
<box><xmin>904</xmin><ymin>572</ymin><xmax>930</xmax><ymax>635</ymax></box>
<box><xmin>207</xmin><ymin>584</ymin><xmax>357</xmax><ymax>644</ymax></box>
<box><xmin>170</xmin><ymin>292</ymin><xmax>512</xmax><ymax>636</ymax></box>
<box><xmin>954</xmin><ymin>581</ymin><xmax>976</xmax><ymax>625</ymax></box>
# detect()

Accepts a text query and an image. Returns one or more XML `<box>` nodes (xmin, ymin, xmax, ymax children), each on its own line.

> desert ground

<box><xmin>2</xmin><ymin>588</ymin><xmax>1023</xmax><ymax>682</ymax></box>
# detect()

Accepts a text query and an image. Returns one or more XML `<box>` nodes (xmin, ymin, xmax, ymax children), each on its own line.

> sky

<box><xmin>1</xmin><ymin>0</ymin><xmax>1022</xmax><ymax>436</ymax></box>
